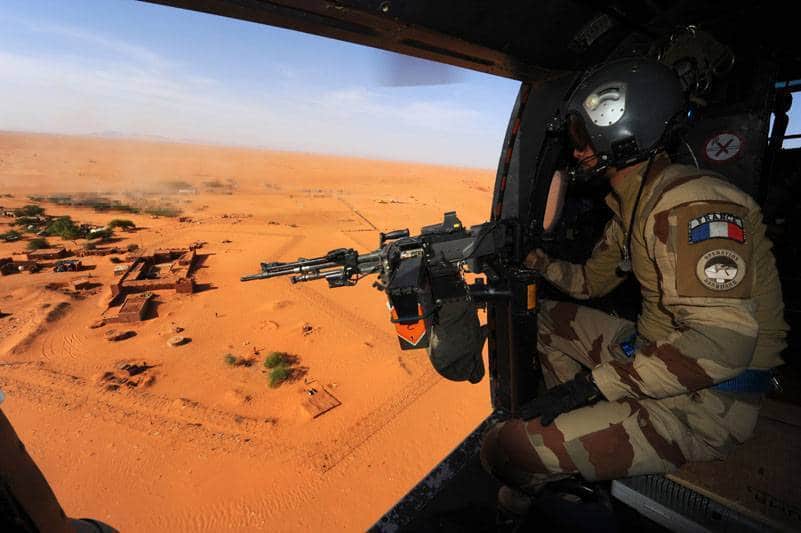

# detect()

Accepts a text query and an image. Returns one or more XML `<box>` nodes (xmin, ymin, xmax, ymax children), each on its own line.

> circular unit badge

<box><xmin>696</xmin><ymin>249</ymin><xmax>746</xmax><ymax>291</ymax></box>
<box><xmin>703</xmin><ymin>132</ymin><xmax>744</xmax><ymax>163</ymax></box>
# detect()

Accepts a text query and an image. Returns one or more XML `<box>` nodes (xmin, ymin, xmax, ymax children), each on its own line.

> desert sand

<box><xmin>0</xmin><ymin>131</ymin><xmax>495</xmax><ymax>531</ymax></box>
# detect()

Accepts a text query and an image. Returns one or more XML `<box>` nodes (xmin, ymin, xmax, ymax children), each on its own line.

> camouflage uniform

<box><xmin>481</xmin><ymin>154</ymin><xmax>789</xmax><ymax>492</ymax></box>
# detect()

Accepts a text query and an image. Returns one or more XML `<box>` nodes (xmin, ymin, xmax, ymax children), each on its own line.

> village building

<box><xmin>110</xmin><ymin>247</ymin><xmax>199</xmax><ymax>299</ymax></box>
<box><xmin>71</xmin><ymin>278</ymin><xmax>96</xmax><ymax>291</ymax></box>
<box><xmin>107</xmin><ymin>292</ymin><xmax>153</xmax><ymax>323</ymax></box>
<box><xmin>25</xmin><ymin>247</ymin><xmax>69</xmax><ymax>261</ymax></box>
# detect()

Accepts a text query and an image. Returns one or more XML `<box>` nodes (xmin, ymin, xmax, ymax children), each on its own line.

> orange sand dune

<box><xmin>0</xmin><ymin>131</ymin><xmax>494</xmax><ymax>531</ymax></box>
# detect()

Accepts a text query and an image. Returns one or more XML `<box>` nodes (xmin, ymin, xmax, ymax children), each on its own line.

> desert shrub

<box><xmin>14</xmin><ymin>204</ymin><xmax>44</xmax><ymax>217</ymax></box>
<box><xmin>41</xmin><ymin>195</ymin><xmax>74</xmax><ymax>206</ymax></box>
<box><xmin>13</xmin><ymin>216</ymin><xmax>42</xmax><ymax>227</ymax></box>
<box><xmin>164</xmin><ymin>180</ymin><xmax>194</xmax><ymax>191</ymax></box>
<box><xmin>264</xmin><ymin>352</ymin><xmax>286</xmax><ymax>369</ymax></box>
<box><xmin>108</xmin><ymin>219</ymin><xmax>136</xmax><ymax>230</ymax></box>
<box><xmin>27</xmin><ymin>238</ymin><xmax>50</xmax><ymax>250</ymax></box>
<box><xmin>45</xmin><ymin>216</ymin><xmax>83</xmax><ymax>239</ymax></box>
<box><xmin>224</xmin><ymin>354</ymin><xmax>238</xmax><ymax>366</ymax></box>
<box><xmin>203</xmin><ymin>179</ymin><xmax>224</xmax><ymax>188</ymax></box>
<box><xmin>268</xmin><ymin>365</ymin><xmax>291</xmax><ymax>388</ymax></box>
<box><xmin>144</xmin><ymin>205</ymin><xmax>181</xmax><ymax>217</ymax></box>
<box><xmin>79</xmin><ymin>196</ymin><xmax>112</xmax><ymax>211</ymax></box>
<box><xmin>109</xmin><ymin>201</ymin><xmax>140</xmax><ymax>214</ymax></box>
<box><xmin>0</xmin><ymin>230</ymin><xmax>21</xmax><ymax>241</ymax></box>
<box><xmin>126</xmin><ymin>243</ymin><xmax>140</xmax><ymax>252</ymax></box>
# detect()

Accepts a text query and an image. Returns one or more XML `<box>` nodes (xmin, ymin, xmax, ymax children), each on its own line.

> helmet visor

<box><xmin>566</xmin><ymin>112</ymin><xmax>592</xmax><ymax>152</ymax></box>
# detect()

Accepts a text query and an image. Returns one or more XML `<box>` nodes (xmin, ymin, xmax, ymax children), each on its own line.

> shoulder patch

<box><xmin>672</xmin><ymin>202</ymin><xmax>753</xmax><ymax>298</ymax></box>
<box><xmin>688</xmin><ymin>212</ymin><xmax>744</xmax><ymax>244</ymax></box>
<box><xmin>695</xmin><ymin>249</ymin><xmax>746</xmax><ymax>291</ymax></box>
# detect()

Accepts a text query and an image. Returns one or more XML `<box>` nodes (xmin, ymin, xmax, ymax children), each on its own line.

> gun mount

<box><xmin>242</xmin><ymin>212</ymin><xmax>524</xmax><ymax>351</ymax></box>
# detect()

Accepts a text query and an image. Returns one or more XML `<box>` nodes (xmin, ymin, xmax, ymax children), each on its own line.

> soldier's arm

<box><xmin>592</xmin><ymin>201</ymin><xmax>757</xmax><ymax>401</ymax></box>
<box><xmin>534</xmin><ymin>217</ymin><xmax>627</xmax><ymax>299</ymax></box>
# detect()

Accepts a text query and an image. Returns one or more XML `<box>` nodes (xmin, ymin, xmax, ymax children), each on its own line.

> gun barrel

<box><xmin>242</xmin><ymin>249</ymin><xmax>381</xmax><ymax>283</ymax></box>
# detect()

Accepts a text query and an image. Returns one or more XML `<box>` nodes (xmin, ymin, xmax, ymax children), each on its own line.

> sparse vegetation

<box><xmin>144</xmin><ymin>205</ymin><xmax>182</xmax><ymax>217</ymax></box>
<box><xmin>164</xmin><ymin>180</ymin><xmax>194</xmax><ymax>191</ymax></box>
<box><xmin>13</xmin><ymin>216</ymin><xmax>45</xmax><ymax>228</ymax></box>
<box><xmin>13</xmin><ymin>204</ymin><xmax>44</xmax><ymax>217</ymax></box>
<box><xmin>224</xmin><ymin>351</ymin><xmax>300</xmax><ymax>386</ymax></box>
<box><xmin>264</xmin><ymin>351</ymin><xmax>287</xmax><ymax>368</ymax></box>
<box><xmin>126</xmin><ymin>243</ymin><xmax>140</xmax><ymax>252</ymax></box>
<box><xmin>27</xmin><ymin>238</ymin><xmax>50</xmax><ymax>250</ymax></box>
<box><xmin>44</xmin><ymin>216</ymin><xmax>82</xmax><ymax>240</ymax></box>
<box><xmin>264</xmin><ymin>352</ymin><xmax>303</xmax><ymax>388</ymax></box>
<box><xmin>108</xmin><ymin>219</ymin><xmax>136</xmax><ymax>230</ymax></box>
<box><xmin>223</xmin><ymin>354</ymin><xmax>253</xmax><ymax>367</ymax></box>
<box><xmin>268</xmin><ymin>365</ymin><xmax>291</xmax><ymax>388</ymax></box>
<box><xmin>30</xmin><ymin>194</ymin><xmax>141</xmax><ymax>214</ymax></box>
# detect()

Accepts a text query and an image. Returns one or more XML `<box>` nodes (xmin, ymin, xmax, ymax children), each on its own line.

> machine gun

<box><xmin>242</xmin><ymin>211</ymin><xmax>526</xmax><ymax>351</ymax></box>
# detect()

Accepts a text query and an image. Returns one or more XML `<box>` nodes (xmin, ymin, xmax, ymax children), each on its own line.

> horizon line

<box><xmin>0</xmin><ymin>128</ymin><xmax>500</xmax><ymax>173</ymax></box>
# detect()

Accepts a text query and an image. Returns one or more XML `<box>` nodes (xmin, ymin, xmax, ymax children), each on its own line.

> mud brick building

<box><xmin>25</xmin><ymin>247</ymin><xmax>69</xmax><ymax>261</ymax></box>
<box><xmin>111</xmin><ymin>247</ymin><xmax>198</xmax><ymax>299</ymax></box>
<box><xmin>107</xmin><ymin>292</ymin><xmax>153</xmax><ymax>323</ymax></box>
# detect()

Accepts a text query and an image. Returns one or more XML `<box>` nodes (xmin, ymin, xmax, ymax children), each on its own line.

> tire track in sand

<box><xmin>0</xmin><ymin>363</ymin><xmax>283</xmax><ymax>456</ymax></box>
<box><xmin>1</xmin><ymin>362</ymin><xmax>335</xmax><ymax>531</ymax></box>
<box><xmin>311</xmin><ymin>364</ymin><xmax>441</xmax><ymax>473</ymax></box>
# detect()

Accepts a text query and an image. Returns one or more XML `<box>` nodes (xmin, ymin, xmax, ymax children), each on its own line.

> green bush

<box><xmin>27</xmin><ymin>238</ymin><xmax>50</xmax><ymax>250</ymax></box>
<box><xmin>45</xmin><ymin>217</ymin><xmax>83</xmax><ymax>239</ymax></box>
<box><xmin>13</xmin><ymin>204</ymin><xmax>44</xmax><ymax>217</ymax></box>
<box><xmin>13</xmin><ymin>216</ymin><xmax>43</xmax><ymax>228</ymax></box>
<box><xmin>268</xmin><ymin>365</ymin><xmax>291</xmax><ymax>388</ymax></box>
<box><xmin>108</xmin><ymin>219</ymin><xmax>136</xmax><ymax>230</ymax></box>
<box><xmin>264</xmin><ymin>352</ymin><xmax>286</xmax><ymax>368</ymax></box>
<box><xmin>224</xmin><ymin>354</ymin><xmax>238</xmax><ymax>366</ymax></box>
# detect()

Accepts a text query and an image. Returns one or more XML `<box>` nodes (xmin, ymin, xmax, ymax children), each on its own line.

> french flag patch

<box><xmin>688</xmin><ymin>212</ymin><xmax>745</xmax><ymax>244</ymax></box>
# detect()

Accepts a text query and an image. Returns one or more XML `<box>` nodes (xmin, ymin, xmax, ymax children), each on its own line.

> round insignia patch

<box><xmin>696</xmin><ymin>249</ymin><xmax>746</xmax><ymax>291</ymax></box>
<box><xmin>703</xmin><ymin>132</ymin><xmax>744</xmax><ymax>163</ymax></box>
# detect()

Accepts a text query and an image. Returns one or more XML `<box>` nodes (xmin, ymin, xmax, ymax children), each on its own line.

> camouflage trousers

<box><xmin>480</xmin><ymin>300</ymin><xmax>761</xmax><ymax>493</ymax></box>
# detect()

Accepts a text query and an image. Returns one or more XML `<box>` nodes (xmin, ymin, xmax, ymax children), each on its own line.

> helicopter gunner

<box><xmin>479</xmin><ymin>57</ymin><xmax>789</xmax><ymax>506</ymax></box>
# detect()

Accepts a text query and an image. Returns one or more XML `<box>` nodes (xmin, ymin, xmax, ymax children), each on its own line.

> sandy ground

<box><xmin>0</xmin><ymin>131</ymin><xmax>495</xmax><ymax>531</ymax></box>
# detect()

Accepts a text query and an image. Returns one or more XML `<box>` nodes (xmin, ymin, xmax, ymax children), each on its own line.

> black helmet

<box><xmin>566</xmin><ymin>57</ymin><xmax>687</xmax><ymax>174</ymax></box>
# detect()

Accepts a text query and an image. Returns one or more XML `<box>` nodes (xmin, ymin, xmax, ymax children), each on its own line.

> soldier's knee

<box><xmin>480</xmin><ymin>420</ymin><xmax>550</xmax><ymax>490</ymax></box>
<box><xmin>538</xmin><ymin>300</ymin><xmax>579</xmax><ymax>342</ymax></box>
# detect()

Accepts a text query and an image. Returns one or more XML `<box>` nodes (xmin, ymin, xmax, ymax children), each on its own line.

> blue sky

<box><xmin>0</xmin><ymin>0</ymin><xmax>522</xmax><ymax>168</ymax></box>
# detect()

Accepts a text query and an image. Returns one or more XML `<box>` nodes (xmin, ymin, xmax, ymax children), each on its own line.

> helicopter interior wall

<box><xmin>674</xmin><ymin>59</ymin><xmax>776</xmax><ymax>197</ymax></box>
<box><xmin>765</xmin><ymin>147</ymin><xmax>801</xmax><ymax>368</ymax></box>
<box><xmin>492</xmin><ymin>73</ymin><xmax>580</xmax><ymax>224</ymax></box>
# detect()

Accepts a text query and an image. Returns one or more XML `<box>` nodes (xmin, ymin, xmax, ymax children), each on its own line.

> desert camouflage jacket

<box><xmin>538</xmin><ymin>154</ymin><xmax>788</xmax><ymax>401</ymax></box>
